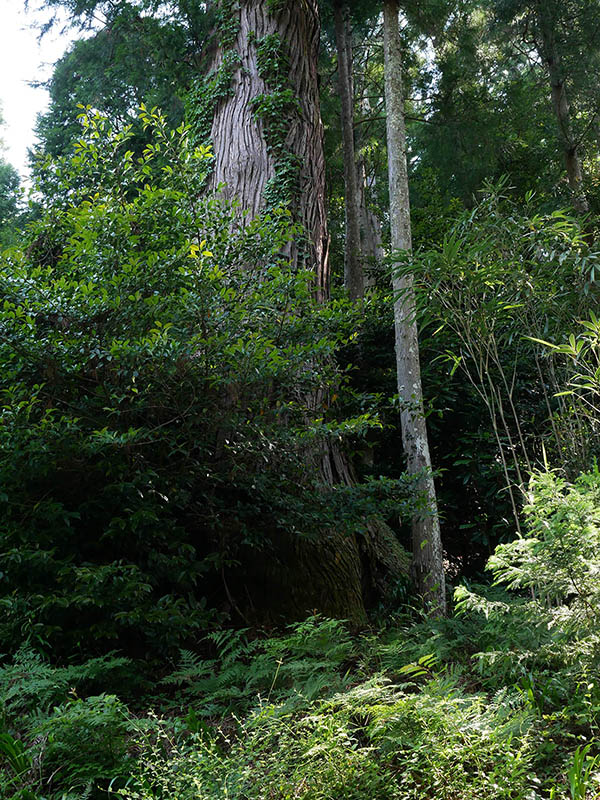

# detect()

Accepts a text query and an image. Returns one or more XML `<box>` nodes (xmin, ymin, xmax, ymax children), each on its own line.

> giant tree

<box><xmin>33</xmin><ymin>0</ymin><xmax>411</xmax><ymax>622</ymax></box>
<box><xmin>205</xmin><ymin>0</ymin><xmax>416</xmax><ymax>620</ymax></box>
<box><xmin>205</xmin><ymin>0</ymin><xmax>329</xmax><ymax>292</ymax></box>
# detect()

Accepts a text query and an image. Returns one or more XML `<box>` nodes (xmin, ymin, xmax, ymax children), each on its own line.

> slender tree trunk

<box><xmin>535</xmin><ymin>1</ymin><xmax>589</xmax><ymax>215</ymax></box>
<box><xmin>383</xmin><ymin>0</ymin><xmax>446</xmax><ymax>614</ymax></box>
<box><xmin>333</xmin><ymin>0</ymin><xmax>364</xmax><ymax>299</ymax></box>
<box><xmin>357</xmin><ymin>156</ymin><xmax>384</xmax><ymax>275</ymax></box>
<box><xmin>354</xmin><ymin>40</ymin><xmax>384</xmax><ymax>283</ymax></box>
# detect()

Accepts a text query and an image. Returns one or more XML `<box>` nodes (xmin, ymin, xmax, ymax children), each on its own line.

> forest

<box><xmin>2</xmin><ymin>0</ymin><xmax>600</xmax><ymax>796</ymax></box>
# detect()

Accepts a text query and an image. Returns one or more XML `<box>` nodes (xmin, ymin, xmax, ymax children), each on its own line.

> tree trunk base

<box><xmin>228</xmin><ymin>518</ymin><xmax>410</xmax><ymax>625</ymax></box>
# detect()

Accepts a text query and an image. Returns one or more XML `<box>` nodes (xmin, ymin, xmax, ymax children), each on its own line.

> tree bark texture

<box><xmin>383</xmin><ymin>0</ymin><xmax>446</xmax><ymax>614</ymax></box>
<box><xmin>210</xmin><ymin>0</ymin><xmax>329</xmax><ymax>294</ymax></box>
<box><xmin>354</xmin><ymin>39</ymin><xmax>384</xmax><ymax>284</ymax></box>
<box><xmin>333</xmin><ymin>0</ymin><xmax>364</xmax><ymax>300</ymax></box>
<box><xmin>535</xmin><ymin>1</ymin><xmax>589</xmax><ymax>215</ymax></box>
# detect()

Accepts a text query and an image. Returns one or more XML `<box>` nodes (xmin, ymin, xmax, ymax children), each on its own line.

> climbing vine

<box><xmin>251</xmin><ymin>32</ymin><xmax>302</xmax><ymax>209</ymax></box>
<box><xmin>266</xmin><ymin>0</ymin><xmax>288</xmax><ymax>12</ymax></box>
<box><xmin>186</xmin><ymin>0</ymin><xmax>241</xmax><ymax>145</ymax></box>
<box><xmin>187</xmin><ymin>51</ymin><xmax>240</xmax><ymax>145</ymax></box>
<box><xmin>187</xmin><ymin>2</ymin><xmax>304</xmax><ymax>219</ymax></box>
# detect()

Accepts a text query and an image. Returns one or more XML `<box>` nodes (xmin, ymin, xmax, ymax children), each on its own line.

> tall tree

<box><xmin>383</xmin><ymin>0</ymin><xmax>446</xmax><ymax>613</ymax></box>
<box><xmin>206</xmin><ymin>0</ymin><xmax>412</xmax><ymax>620</ymax></box>
<box><xmin>0</xmin><ymin>106</ymin><xmax>21</xmax><ymax>246</ymax></box>
<box><xmin>30</xmin><ymin>0</ymin><xmax>216</xmax><ymax>175</ymax></box>
<box><xmin>333</xmin><ymin>0</ymin><xmax>363</xmax><ymax>299</ymax></box>
<box><xmin>533</xmin><ymin>0</ymin><xmax>588</xmax><ymax>214</ymax></box>
<box><xmin>33</xmin><ymin>0</ymin><xmax>412</xmax><ymax>620</ymax></box>
<box><xmin>493</xmin><ymin>0</ymin><xmax>600</xmax><ymax>214</ymax></box>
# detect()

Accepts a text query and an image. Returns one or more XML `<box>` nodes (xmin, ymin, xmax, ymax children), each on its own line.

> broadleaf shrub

<box><xmin>0</xmin><ymin>108</ymin><xmax>414</xmax><ymax>658</ymax></box>
<box><xmin>455</xmin><ymin>466</ymin><xmax>600</xmax><ymax>730</ymax></box>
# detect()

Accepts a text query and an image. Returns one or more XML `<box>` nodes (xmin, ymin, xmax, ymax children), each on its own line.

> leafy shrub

<box><xmin>0</xmin><ymin>108</ymin><xmax>409</xmax><ymax>658</ymax></box>
<box><xmin>489</xmin><ymin>468</ymin><xmax>600</xmax><ymax>616</ymax></box>
<box><xmin>392</xmin><ymin>186</ymin><xmax>600</xmax><ymax>566</ymax></box>
<box><xmin>455</xmin><ymin>466</ymin><xmax>600</xmax><ymax>737</ymax></box>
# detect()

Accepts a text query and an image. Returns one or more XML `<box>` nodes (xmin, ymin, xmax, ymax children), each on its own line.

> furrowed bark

<box><xmin>210</xmin><ymin>0</ymin><xmax>329</xmax><ymax>293</ymax></box>
<box><xmin>203</xmin><ymin>0</ymin><xmax>410</xmax><ymax>623</ymax></box>
<box><xmin>206</xmin><ymin>0</ymin><xmax>405</xmax><ymax>624</ymax></box>
<box><xmin>383</xmin><ymin>0</ymin><xmax>446</xmax><ymax>615</ymax></box>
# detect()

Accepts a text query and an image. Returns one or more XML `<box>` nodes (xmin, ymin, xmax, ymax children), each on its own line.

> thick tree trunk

<box><xmin>206</xmin><ymin>0</ymin><xmax>410</xmax><ymax>623</ymax></box>
<box><xmin>333</xmin><ymin>0</ymin><xmax>364</xmax><ymax>300</ymax></box>
<box><xmin>210</xmin><ymin>0</ymin><xmax>329</xmax><ymax>293</ymax></box>
<box><xmin>383</xmin><ymin>0</ymin><xmax>446</xmax><ymax>615</ymax></box>
<box><xmin>536</xmin><ymin>1</ymin><xmax>589</xmax><ymax>215</ymax></box>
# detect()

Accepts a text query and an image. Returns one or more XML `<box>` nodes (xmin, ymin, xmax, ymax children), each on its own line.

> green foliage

<box><xmin>1</xmin><ymin>107</ymin><xmax>409</xmax><ymax>658</ymax></box>
<box><xmin>214</xmin><ymin>0</ymin><xmax>241</xmax><ymax>49</ymax></box>
<box><xmin>162</xmin><ymin>616</ymin><xmax>355</xmax><ymax>714</ymax></box>
<box><xmin>491</xmin><ymin>0</ymin><xmax>600</xmax><ymax>211</ymax></box>
<box><xmin>532</xmin><ymin>311</ymin><xmax>600</xmax><ymax>427</ymax></box>
<box><xmin>412</xmin><ymin>7</ymin><xmax>558</xmax><ymax>205</ymax></box>
<box><xmin>0</xmin><ymin>649</ymin><xmax>131</xmax><ymax>720</ymax></box>
<box><xmin>566</xmin><ymin>744</ymin><xmax>600</xmax><ymax>800</ymax></box>
<box><xmin>1</xmin><ymin>609</ymin><xmax>596</xmax><ymax>800</ymax></box>
<box><xmin>116</xmin><ymin>672</ymin><xmax>538</xmax><ymax>800</ymax></box>
<box><xmin>0</xmin><ymin>160</ymin><xmax>21</xmax><ymax>246</ymax></box>
<box><xmin>12</xmin><ymin>5</ymin><xmax>600</xmax><ymax>798</ymax></box>
<box><xmin>394</xmin><ymin>187</ymin><xmax>600</xmax><ymax>561</ymax></box>
<box><xmin>32</xmin><ymin>0</ymin><xmax>212</xmax><ymax>163</ymax></box>
<box><xmin>454</xmin><ymin>466</ymin><xmax>600</xmax><ymax>743</ymax></box>
<box><xmin>490</xmin><ymin>468</ymin><xmax>600</xmax><ymax>611</ymax></box>
<box><xmin>0</xmin><ymin>649</ymin><xmax>135</xmax><ymax>800</ymax></box>
<box><xmin>186</xmin><ymin>49</ymin><xmax>241</xmax><ymax>146</ymax></box>
<box><xmin>251</xmin><ymin>32</ymin><xmax>302</xmax><ymax>211</ymax></box>
<box><xmin>34</xmin><ymin>694</ymin><xmax>133</xmax><ymax>793</ymax></box>
<box><xmin>0</xmin><ymin>733</ymin><xmax>31</xmax><ymax>792</ymax></box>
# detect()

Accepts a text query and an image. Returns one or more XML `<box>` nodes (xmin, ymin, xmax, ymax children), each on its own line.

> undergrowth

<box><xmin>2</xmin><ymin>110</ymin><xmax>600</xmax><ymax>799</ymax></box>
<box><xmin>1</xmin><ymin>609</ymin><xmax>598</xmax><ymax>800</ymax></box>
<box><xmin>5</xmin><ymin>466</ymin><xmax>600</xmax><ymax>799</ymax></box>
